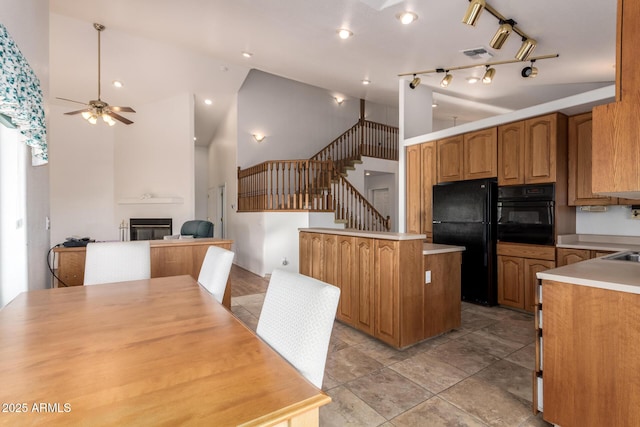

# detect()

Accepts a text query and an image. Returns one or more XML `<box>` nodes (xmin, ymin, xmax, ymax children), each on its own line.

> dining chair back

<box><xmin>197</xmin><ymin>246</ymin><xmax>235</xmax><ymax>303</ymax></box>
<box><xmin>256</xmin><ymin>269</ymin><xmax>340</xmax><ymax>388</ymax></box>
<box><xmin>83</xmin><ymin>241</ymin><xmax>151</xmax><ymax>285</ymax></box>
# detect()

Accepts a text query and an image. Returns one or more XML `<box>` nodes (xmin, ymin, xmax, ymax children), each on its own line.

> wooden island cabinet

<box><xmin>300</xmin><ymin>228</ymin><xmax>464</xmax><ymax>348</ymax></box>
<box><xmin>53</xmin><ymin>238</ymin><xmax>234</xmax><ymax>307</ymax></box>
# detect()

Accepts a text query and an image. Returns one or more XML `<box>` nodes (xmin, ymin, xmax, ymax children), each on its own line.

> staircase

<box><xmin>237</xmin><ymin>101</ymin><xmax>398</xmax><ymax>232</ymax></box>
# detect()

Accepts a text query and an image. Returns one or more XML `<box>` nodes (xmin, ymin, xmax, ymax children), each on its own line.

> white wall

<box><xmin>576</xmin><ymin>206</ymin><xmax>640</xmax><ymax>236</ymax></box>
<box><xmin>237</xmin><ymin>69</ymin><xmax>398</xmax><ymax>168</ymax></box>
<box><xmin>194</xmin><ymin>146</ymin><xmax>209</xmax><ymax>220</ymax></box>
<box><xmin>1</xmin><ymin>0</ymin><xmax>51</xmax><ymax>291</ymax></box>
<box><xmin>50</xmin><ymin>93</ymin><xmax>195</xmax><ymax>243</ymax></box>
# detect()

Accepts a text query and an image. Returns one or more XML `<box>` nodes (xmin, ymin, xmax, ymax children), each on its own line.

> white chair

<box><xmin>197</xmin><ymin>246</ymin><xmax>235</xmax><ymax>304</ymax></box>
<box><xmin>83</xmin><ymin>241</ymin><xmax>151</xmax><ymax>285</ymax></box>
<box><xmin>256</xmin><ymin>269</ymin><xmax>340</xmax><ymax>388</ymax></box>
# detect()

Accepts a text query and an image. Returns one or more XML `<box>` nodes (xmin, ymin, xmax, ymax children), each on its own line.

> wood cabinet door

<box><xmin>308</xmin><ymin>233</ymin><xmax>324</xmax><ymax>280</ymax></box>
<box><xmin>424</xmin><ymin>251</ymin><xmax>461</xmax><ymax>338</ymax></box>
<box><xmin>556</xmin><ymin>248</ymin><xmax>590</xmax><ymax>267</ymax></box>
<box><xmin>421</xmin><ymin>142</ymin><xmax>436</xmax><ymax>235</ymax></box>
<box><xmin>568</xmin><ymin>112</ymin><xmax>616</xmax><ymax>205</ymax></box>
<box><xmin>437</xmin><ymin>135</ymin><xmax>464</xmax><ymax>183</ymax></box>
<box><xmin>523</xmin><ymin>259</ymin><xmax>554</xmax><ymax>313</ymax></box>
<box><xmin>405</xmin><ymin>144</ymin><xmax>422</xmax><ymax>234</ymax></box>
<box><xmin>525</xmin><ymin>114</ymin><xmax>557</xmax><ymax>184</ymax></box>
<box><xmin>374</xmin><ymin>240</ymin><xmax>400</xmax><ymax>347</ymax></box>
<box><xmin>355</xmin><ymin>238</ymin><xmax>375</xmax><ymax>334</ymax></box>
<box><xmin>463</xmin><ymin>127</ymin><xmax>497</xmax><ymax>180</ymax></box>
<box><xmin>497</xmin><ymin>255</ymin><xmax>524</xmax><ymax>309</ymax></box>
<box><xmin>336</xmin><ymin>235</ymin><xmax>357</xmax><ymax>325</ymax></box>
<box><xmin>322</xmin><ymin>234</ymin><xmax>337</xmax><ymax>285</ymax></box>
<box><xmin>56</xmin><ymin>251</ymin><xmax>85</xmax><ymax>286</ymax></box>
<box><xmin>299</xmin><ymin>232</ymin><xmax>311</xmax><ymax>276</ymax></box>
<box><xmin>498</xmin><ymin>121</ymin><xmax>525</xmax><ymax>186</ymax></box>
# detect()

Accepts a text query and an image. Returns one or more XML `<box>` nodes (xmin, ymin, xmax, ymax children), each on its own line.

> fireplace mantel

<box><xmin>118</xmin><ymin>196</ymin><xmax>183</xmax><ymax>204</ymax></box>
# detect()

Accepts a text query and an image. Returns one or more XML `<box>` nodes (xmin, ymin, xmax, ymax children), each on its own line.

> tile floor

<box><xmin>229</xmin><ymin>266</ymin><xmax>551</xmax><ymax>427</ymax></box>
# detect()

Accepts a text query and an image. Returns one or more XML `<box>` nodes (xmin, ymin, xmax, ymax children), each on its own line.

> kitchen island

<box><xmin>533</xmin><ymin>254</ymin><xmax>640</xmax><ymax>426</ymax></box>
<box><xmin>299</xmin><ymin>228</ymin><xmax>464</xmax><ymax>348</ymax></box>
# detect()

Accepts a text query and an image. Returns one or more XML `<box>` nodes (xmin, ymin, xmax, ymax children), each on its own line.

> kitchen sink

<box><xmin>603</xmin><ymin>251</ymin><xmax>640</xmax><ymax>262</ymax></box>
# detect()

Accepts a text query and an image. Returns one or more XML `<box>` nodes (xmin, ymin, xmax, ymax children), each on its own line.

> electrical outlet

<box><xmin>632</xmin><ymin>209</ymin><xmax>640</xmax><ymax>219</ymax></box>
<box><xmin>425</xmin><ymin>270</ymin><xmax>431</xmax><ymax>284</ymax></box>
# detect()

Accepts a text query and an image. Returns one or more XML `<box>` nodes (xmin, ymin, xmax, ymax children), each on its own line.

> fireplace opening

<box><xmin>130</xmin><ymin>218</ymin><xmax>172</xmax><ymax>241</ymax></box>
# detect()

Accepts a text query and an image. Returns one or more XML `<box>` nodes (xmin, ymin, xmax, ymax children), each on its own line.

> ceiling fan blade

<box><xmin>110</xmin><ymin>106</ymin><xmax>136</xmax><ymax>113</ymax></box>
<box><xmin>64</xmin><ymin>109</ymin><xmax>91</xmax><ymax>116</ymax></box>
<box><xmin>106</xmin><ymin>111</ymin><xmax>134</xmax><ymax>125</ymax></box>
<box><xmin>57</xmin><ymin>97</ymin><xmax>90</xmax><ymax>106</ymax></box>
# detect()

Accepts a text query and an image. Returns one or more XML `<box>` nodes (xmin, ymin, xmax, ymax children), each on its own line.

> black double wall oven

<box><xmin>497</xmin><ymin>184</ymin><xmax>555</xmax><ymax>246</ymax></box>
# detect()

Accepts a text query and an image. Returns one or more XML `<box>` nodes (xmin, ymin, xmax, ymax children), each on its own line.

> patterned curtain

<box><xmin>0</xmin><ymin>23</ymin><xmax>48</xmax><ymax>164</ymax></box>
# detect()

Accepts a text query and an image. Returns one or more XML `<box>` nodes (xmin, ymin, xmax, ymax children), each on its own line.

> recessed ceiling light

<box><xmin>204</xmin><ymin>99</ymin><xmax>213</xmax><ymax>105</ymax></box>
<box><xmin>193</xmin><ymin>137</ymin><xmax>197</xmax><ymax>141</ymax></box>
<box><xmin>242</xmin><ymin>51</ymin><xmax>253</xmax><ymax>58</ymax></box>
<box><xmin>432</xmin><ymin>102</ymin><xmax>438</xmax><ymax>108</ymax></box>
<box><xmin>466</xmin><ymin>76</ymin><xmax>480</xmax><ymax>84</ymax></box>
<box><xmin>362</xmin><ymin>79</ymin><xmax>371</xmax><ymax>85</ymax></box>
<box><xmin>337</xmin><ymin>28</ymin><xmax>353</xmax><ymax>39</ymax></box>
<box><xmin>112</xmin><ymin>80</ymin><xmax>123</xmax><ymax>88</ymax></box>
<box><xmin>397</xmin><ymin>11</ymin><xmax>418</xmax><ymax>25</ymax></box>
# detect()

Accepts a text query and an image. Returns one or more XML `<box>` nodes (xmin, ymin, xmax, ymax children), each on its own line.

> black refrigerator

<box><xmin>432</xmin><ymin>178</ymin><xmax>497</xmax><ymax>306</ymax></box>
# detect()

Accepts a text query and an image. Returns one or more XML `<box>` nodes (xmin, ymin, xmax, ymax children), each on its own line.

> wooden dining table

<box><xmin>0</xmin><ymin>275</ymin><xmax>330</xmax><ymax>426</ymax></box>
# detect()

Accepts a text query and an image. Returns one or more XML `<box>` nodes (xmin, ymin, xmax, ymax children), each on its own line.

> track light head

<box><xmin>409</xmin><ymin>74</ymin><xmax>421</xmax><ymax>89</ymax></box>
<box><xmin>521</xmin><ymin>60</ymin><xmax>538</xmax><ymax>78</ymax></box>
<box><xmin>515</xmin><ymin>37</ymin><xmax>537</xmax><ymax>61</ymax></box>
<box><xmin>440</xmin><ymin>72</ymin><xmax>453</xmax><ymax>88</ymax></box>
<box><xmin>490</xmin><ymin>20</ymin><xmax>514</xmax><ymax>49</ymax></box>
<box><xmin>462</xmin><ymin>0</ymin><xmax>486</xmax><ymax>26</ymax></box>
<box><xmin>482</xmin><ymin>66</ymin><xmax>495</xmax><ymax>84</ymax></box>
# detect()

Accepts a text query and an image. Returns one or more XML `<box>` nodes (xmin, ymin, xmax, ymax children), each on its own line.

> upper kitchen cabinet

<box><xmin>437</xmin><ymin>128</ymin><xmax>496</xmax><ymax>183</ymax></box>
<box><xmin>498</xmin><ymin>113</ymin><xmax>568</xmax><ymax>185</ymax></box>
<box><xmin>405</xmin><ymin>142</ymin><xmax>436</xmax><ymax>240</ymax></box>
<box><xmin>568</xmin><ymin>112</ymin><xmax>616</xmax><ymax>205</ymax></box>
<box><xmin>592</xmin><ymin>0</ymin><xmax>640</xmax><ymax>199</ymax></box>
<box><xmin>498</xmin><ymin>121</ymin><xmax>525</xmax><ymax>186</ymax></box>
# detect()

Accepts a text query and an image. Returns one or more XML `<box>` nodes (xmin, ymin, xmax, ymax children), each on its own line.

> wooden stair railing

<box><xmin>332</xmin><ymin>169</ymin><xmax>391</xmax><ymax>232</ymax></box>
<box><xmin>237</xmin><ymin>160</ymin><xmax>333</xmax><ymax>212</ymax></box>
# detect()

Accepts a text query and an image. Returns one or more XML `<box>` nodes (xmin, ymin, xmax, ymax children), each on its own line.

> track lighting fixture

<box><xmin>440</xmin><ymin>72</ymin><xmax>453</xmax><ymax>88</ymax></box>
<box><xmin>521</xmin><ymin>60</ymin><xmax>538</xmax><ymax>78</ymax></box>
<box><xmin>515</xmin><ymin>37</ymin><xmax>537</xmax><ymax>61</ymax></box>
<box><xmin>482</xmin><ymin>66</ymin><xmax>495</xmax><ymax>84</ymax></box>
<box><xmin>462</xmin><ymin>1</ymin><xmax>540</xmax><ymax>62</ymax></box>
<box><xmin>399</xmin><ymin>53</ymin><xmax>558</xmax><ymax>88</ymax></box>
<box><xmin>409</xmin><ymin>74</ymin><xmax>421</xmax><ymax>89</ymax></box>
<box><xmin>462</xmin><ymin>0</ymin><xmax>485</xmax><ymax>26</ymax></box>
<box><xmin>490</xmin><ymin>19</ymin><xmax>514</xmax><ymax>49</ymax></box>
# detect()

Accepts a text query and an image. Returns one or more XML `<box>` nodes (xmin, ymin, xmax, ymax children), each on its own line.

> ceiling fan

<box><xmin>58</xmin><ymin>23</ymin><xmax>135</xmax><ymax>126</ymax></box>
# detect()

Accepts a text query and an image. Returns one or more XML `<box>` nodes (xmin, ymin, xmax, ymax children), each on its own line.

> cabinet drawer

<box><xmin>497</xmin><ymin>242</ymin><xmax>555</xmax><ymax>260</ymax></box>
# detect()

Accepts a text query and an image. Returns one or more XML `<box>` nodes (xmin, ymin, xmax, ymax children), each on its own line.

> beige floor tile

<box><xmin>325</xmin><ymin>346</ymin><xmax>384</xmax><ymax>383</ymax></box>
<box><xmin>504</xmin><ymin>342</ymin><xmax>536</xmax><ymax>370</ymax></box>
<box><xmin>332</xmin><ymin>322</ymin><xmax>376</xmax><ymax>346</ymax></box>
<box><xmin>479</xmin><ymin>318</ymin><xmax>535</xmax><ymax>346</ymax></box>
<box><xmin>439</xmin><ymin>377</ymin><xmax>532</xmax><ymax>427</ymax></box>
<box><xmin>346</xmin><ymin>368</ymin><xmax>432</xmax><ymax>419</ymax></box>
<box><xmin>353</xmin><ymin>338</ymin><xmax>414</xmax><ymax>366</ymax></box>
<box><xmin>391</xmin><ymin>396</ymin><xmax>489</xmax><ymax>427</ymax></box>
<box><xmin>456</xmin><ymin>329</ymin><xmax>525</xmax><ymax>359</ymax></box>
<box><xmin>389</xmin><ymin>352</ymin><xmax>469</xmax><ymax>394</ymax></box>
<box><xmin>319</xmin><ymin>385</ymin><xmax>387</xmax><ymax>427</ymax></box>
<box><xmin>519</xmin><ymin>412</ymin><xmax>553</xmax><ymax>427</ymax></box>
<box><xmin>474</xmin><ymin>359</ymin><xmax>533</xmax><ymax>403</ymax></box>
<box><xmin>427</xmin><ymin>339</ymin><xmax>501</xmax><ymax>375</ymax></box>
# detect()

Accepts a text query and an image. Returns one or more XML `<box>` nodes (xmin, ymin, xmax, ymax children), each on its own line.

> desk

<box><xmin>0</xmin><ymin>276</ymin><xmax>330</xmax><ymax>426</ymax></box>
<box><xmin>53</xmin><ymin>238</ymin><xmax>233</xmax><ymax>307</ymax></box>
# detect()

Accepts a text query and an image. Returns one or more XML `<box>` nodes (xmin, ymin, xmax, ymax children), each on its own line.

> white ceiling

<box><xmin>48</xmin><ymin>0</ymin><xmax>617</xmax><ymax>145</ymax></box>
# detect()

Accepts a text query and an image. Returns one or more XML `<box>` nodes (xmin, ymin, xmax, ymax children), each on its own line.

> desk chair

<box><xmin>180</xmin><ymin>220</ymin><xmax>214</xmax><ymax>238</ymax></box>
<box><xmin>83</xmin><ymin>241</ymin><xmax>151</xmax><ymax>285</ymax></box>
<box><xmin>256</xmin><ymin>269</ymin><xmax>340</xmax><ymax>388</ymax></box>
<box><xmin>197</xmin><ymin>246</ymin><xmax>235</xmax><ymax>304</ymax></box>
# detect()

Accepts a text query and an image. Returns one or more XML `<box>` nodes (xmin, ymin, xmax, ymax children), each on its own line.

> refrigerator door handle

<box><xmin>433</xmin><ymin>220</ymin><xmax>441</xmax><ymax>224</ymax></box>
<box><xmin>483</xmin><ymin>225</ymin><xmax>488</xmax><ymax>266</ymax></box>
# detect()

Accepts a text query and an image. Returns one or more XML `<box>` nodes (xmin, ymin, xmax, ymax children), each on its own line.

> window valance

<box><xmin>0</xmin><ymin>23</ymin><xmax>48</xmax><ymax>164</ymax></box>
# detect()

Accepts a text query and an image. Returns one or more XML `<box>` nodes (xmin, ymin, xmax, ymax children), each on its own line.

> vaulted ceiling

<box><xmin>49</xmin><ymin>0</ymin><xmax>616</xmax><ymax>145</ymax></box>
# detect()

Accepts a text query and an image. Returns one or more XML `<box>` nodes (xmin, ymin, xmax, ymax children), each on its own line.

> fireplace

<box><xmin>130</xmin><ymin>218</ymin><xmax>172</xmax><ymax>241</ymax></box>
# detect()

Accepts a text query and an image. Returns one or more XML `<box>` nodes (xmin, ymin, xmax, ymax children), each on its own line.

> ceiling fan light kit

<box><xmin>401</xmin><ymin>1</ymin><xmax>555</xmax><ymax>89</ymax></box>
<box><xmin>58</xmin><ymin>23</ymin><xmax>135</xmax><ymax>125</ymax></box>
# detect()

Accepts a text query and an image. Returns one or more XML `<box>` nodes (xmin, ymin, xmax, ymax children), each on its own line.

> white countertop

<box><xmin>299</xmin><ymin>228</ymin><xmax>426</xmax><ymax>241</ymax></box>
<box><xmin>556</xmin><ymin>234</ymin><xmax>640</xmax><ymax>252</ymax></box>
<box><xmin>423</xmin><ymin>243</ymin><xmax>465</xmax><ymax>255</ymax></box>
<box><xmin>537</xmin><ymin>255</ymin><xmax>640</xmax><ymax>294</ymax></box>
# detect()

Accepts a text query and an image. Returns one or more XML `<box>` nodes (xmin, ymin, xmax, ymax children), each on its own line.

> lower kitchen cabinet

<box><xmin>556</xmin><ymin>247</ymin><xmax>616</xmax><ymax>266</ymax></box>
<box><xmin>497</xmin><ymin>242</ymin><xmax>555</xmax><ymax>312</ymax></box>
<box><xmin>299</xmin><ymin>229</ymin><xmax>460</xmax><ymax>348</ymax></box>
